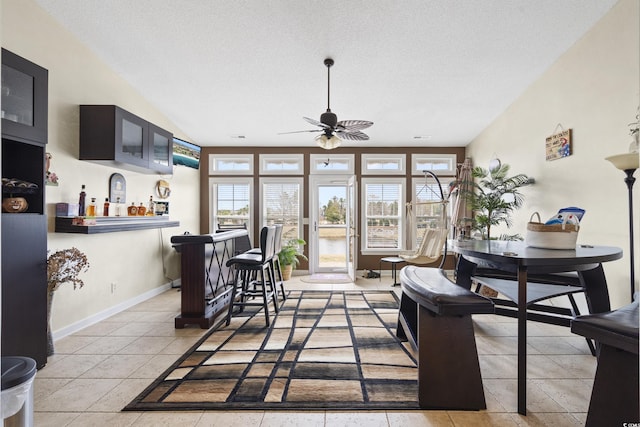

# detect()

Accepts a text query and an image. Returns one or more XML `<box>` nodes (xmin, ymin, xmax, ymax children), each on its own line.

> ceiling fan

<box><xmin>280</xmin><ymin>58</ymin><xmax>373</xmax><ymax>150</ymax></box>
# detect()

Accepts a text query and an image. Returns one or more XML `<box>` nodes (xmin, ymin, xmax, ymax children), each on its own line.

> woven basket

<box><xmin>525</xmin><ymin>212</ymin><xmax>579</xmax><ymax>250</ymax></box>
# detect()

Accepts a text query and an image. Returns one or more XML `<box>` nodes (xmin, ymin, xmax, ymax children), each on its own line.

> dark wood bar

<box><xmin>171</xmin><ymin>229</ymin><xmax>248</xmax><ymax>328</ymax></box>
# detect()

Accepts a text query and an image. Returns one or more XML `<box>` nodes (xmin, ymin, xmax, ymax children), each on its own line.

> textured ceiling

<box><xmin>35</xmin><ymin>0</ymin><xmax>618</xmax><ymax>148</ymax></box>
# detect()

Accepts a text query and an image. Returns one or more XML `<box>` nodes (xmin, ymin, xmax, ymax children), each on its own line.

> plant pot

<box><xmin>281</xmin><ymin>264</ymin><xmax>293</xmax><ymax>281</ymax></box>
<box><xmin>2</xmin><ymin>197</ymin><xmax>28</xmax><ymax>213</ymax></box>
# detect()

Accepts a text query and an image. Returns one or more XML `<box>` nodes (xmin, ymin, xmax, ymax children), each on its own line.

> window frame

<box><xmin>259</xmin><ymin>177</ymin><xmax>304</xmax><ymax>242</ymax></box>
<box><xmin>361</xmin><ymin>153</ymin><xmax>406</xmax><ymax>175</ymax></box>
<box><xmin>310</xmin><ymin>154</ymin><xmax>355</xmax><ymax>174</ymax></box>
<box><xmin>208</xmin><ymin>154</ymin><xmax>254</xmax><ymax>175</ymax></box>
<box><xmin>209</xmin><ymin>177</ymin><xmax>253</xmax><ymax>237</ymax></box>
<box><xmin>360</xmin><ymin>177</ymin><xmax>406</xmax><ymax>255</ymax></box>
<box><xmin>411</xmin><ymin>153</ymin><xmax>457</xmax><ymax>176</ymax></box>
<box><xmin>409</xmin><ymin>175</ymin><xmax>455</xmax><ymax>251</ymax></box>
<box><xmin>259</xmin><ymin>154</ymin><xmax>304</xmax><ymax>175</ymax></box>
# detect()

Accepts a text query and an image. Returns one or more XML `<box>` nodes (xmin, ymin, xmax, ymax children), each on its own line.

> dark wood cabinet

<box><xmin>1</xmin><ymin>214</ymin><xmax>47</xmax><ymax>367</ymax></box>
<box><xmin>2</xmin><ymin>138</ymin><xmax>45</xmax><ymax>214</ymax></box>
<box><xmin>1</xmin><ymin>49</ymin><xmax>48</xmax><ymax>368</ymax></box>
<box><xmin>80</xmin><ymin>105</ymin><xmax>173</xmax><ymax>174</ymax></box>
<box><xmin>1</xmin><ymin>48</ymin><xmax>48</xmax><ymax>145</ymax></box>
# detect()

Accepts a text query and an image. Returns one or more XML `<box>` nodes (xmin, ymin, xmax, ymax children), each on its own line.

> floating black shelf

<box><xmin>55</xmin><ymin>215</ymin><xmax>179</xmax><ymax>234</ymax></box>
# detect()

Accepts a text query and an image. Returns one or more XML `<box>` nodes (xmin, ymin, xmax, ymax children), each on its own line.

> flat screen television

<box><xmin>172</xmin><ymin>138</ymin><xmax>201</xmax><ymax>170</ymax></box>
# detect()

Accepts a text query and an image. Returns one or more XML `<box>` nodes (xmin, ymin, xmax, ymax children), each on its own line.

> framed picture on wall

<box><xmin>109</xmin><ymin>173</ymin><xmax>126</xmax><ymax>203</ymax></box>
<box><xmin>545</xmin><ymin>129</ymin><xmax>572</xmax><ymax>161</ymax></box>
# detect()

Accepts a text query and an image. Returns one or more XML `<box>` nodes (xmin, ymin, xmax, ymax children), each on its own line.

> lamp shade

<box><xmin>605</xmin><ymin>152</ymin><xmax>639</xmax><ymax>170</ymax></box>
<box><xmin>316</xmin><ymin>134</ymin><xmax>341</xmax><ymax>150</ymax></box>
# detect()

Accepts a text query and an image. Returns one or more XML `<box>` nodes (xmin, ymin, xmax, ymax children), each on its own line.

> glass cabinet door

<box><xmin>1</xmin><ymin>64</ymin><xmax>34</xmax><ymax>126</ymax></box>
<box><xmin>1</xmin><ymin>49</ymin><xmax>48</xmax><ymax>144</ymax></box>
<box><xmin>122</xmin><ymin>118</ymin><xmax>144</xmax><ymax>159</ymax></box>
<box><xmin>115</xmin><ymin>107</ymin><xmax>148</xmax><ymax>168</ymax></box>
<box><xmin>149</xmin><ymin>123</ymin><xmax>172</xmax><ymax>174</ymax></box>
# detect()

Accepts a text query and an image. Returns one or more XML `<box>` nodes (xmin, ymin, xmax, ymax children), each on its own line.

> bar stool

<box><xmin>225</xmin><ymin>226</ymin><xmax>279</xmax><ymax>326</ymax></box>
<box><xmin>271</xmin><ymin>225</ymin><xmax>286</xmax><ymax>301</ymax></box>
<box><xmin>247</xmin><ymin>225</ymin><xmax>286</xmax><ymax>302</ymax></box>
<box><xmin>571</xmin><ymin>296</ymin><xmax>639</xmax><ymax>426</ymax></box>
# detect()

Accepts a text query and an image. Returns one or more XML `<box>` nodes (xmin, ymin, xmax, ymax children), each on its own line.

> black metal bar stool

<box><xmin>225</xmin><ymin>226</ymin><xmax>279</xmax><ymax>326</ymax></box>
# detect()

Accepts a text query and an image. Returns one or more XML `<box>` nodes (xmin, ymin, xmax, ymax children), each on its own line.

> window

<box><xmin>260</xmin><ymin>178</ymin><xmax>303</xmax><ymax>242</ymax></box>
<box><xmin>259</xmin><ymin>154</ymin><xmax>303</xmax><ymax>175</ymax></box>
<box><xmin>361</xmin><ymin>178</ymin><xmax>405</xmax><ymax>252</ymax></box>
<box><xmin>361</xmin><ymin>153</ymin><xmax>406</xmax><ymax>175</ymax></box>
<box><xmin>409</xmin><ymin>176</ymin><xmax>454</xmax><ymax>249</ymax></box>
<box><xmin>209</xmin><ymin>154</ymin><xmax>254</xmax><ymax>175</ymax></box>
<box><xmin>209</xmin><ymin>178</ymin><xmax>253</xmax><ymax>234</ymax></box>
<box><xmin>310</xmin><ymin>154</ymin><xmax>354</xmax><ymax>174</ymax></box>
<box><xmin>411</xmin><ymin>154</ymin><xmax>457</xmax><ymax>176</ymax></box>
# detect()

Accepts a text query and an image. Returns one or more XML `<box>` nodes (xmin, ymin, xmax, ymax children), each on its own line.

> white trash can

<box><xmin>1</xmin><ymin>357</ymin><xmax>36</xmax><ymax>427</ymax></box>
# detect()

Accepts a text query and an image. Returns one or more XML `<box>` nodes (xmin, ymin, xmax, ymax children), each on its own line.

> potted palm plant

<box><xmin>459</xmin><ymin>162</ymin><xmax>531</xmax><ymax>240</ymax></box>
<box><xmin>278</xmin><ymin>238</ymin><xmax>307</xmax><ymax>280</ymax></box>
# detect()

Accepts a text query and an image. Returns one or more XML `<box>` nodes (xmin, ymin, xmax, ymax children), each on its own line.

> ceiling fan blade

<box><xmin>303</xmin><ymin>116</ymin><xmax>331</xmax><ymax>129</ymax></box>
<box><xmin>336</xmin><ymin>120</ymin><xmax>373</xmax><ymax>131</ymax></box>
<box><xmin>278</xmin><ymin>129</ymin><xmax>323</xmax><ymax>135</ymax></box>
<box><xmin>335</xmin><ymin>130</ymin><xmax>369</xmax><ymax>141</ymax></box>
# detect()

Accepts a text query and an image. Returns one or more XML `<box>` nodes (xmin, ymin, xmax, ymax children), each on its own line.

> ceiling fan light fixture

<box><xmin>316</xmin><ymin>134</ymin><xmax>341</xmax><ymax>150</ymax></box>
<box><xmin>280</xmin><ymin>58</ymin><xmax>372</xmax><ymax>144</ymax></box>
<box><xmin>320</xmin><ymin>110</ymin><xmax>338</xmax><ymax>128</ymax></box>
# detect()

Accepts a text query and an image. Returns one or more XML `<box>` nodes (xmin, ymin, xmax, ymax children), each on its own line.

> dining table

<box><xmin>451</xmin><ymin>239</ymin><xmax>622</xmax><ymax>415</ymax></box>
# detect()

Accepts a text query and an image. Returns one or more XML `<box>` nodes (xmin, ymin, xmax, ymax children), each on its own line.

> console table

<box><xmin>170</xmin><ymin>229</ymin><xmax>247</xmax><ymax>328</ymax></box>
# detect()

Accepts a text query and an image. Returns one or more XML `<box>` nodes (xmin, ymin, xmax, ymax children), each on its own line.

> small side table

<box><xmin>379</xmin><ymin>256</ymin><xmax>406</xmax><ymax>286</ymax></box>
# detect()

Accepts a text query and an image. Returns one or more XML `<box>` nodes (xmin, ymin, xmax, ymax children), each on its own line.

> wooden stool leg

<box><xmin>259</xmin><ymin>268</ymin><xmax>270</xmax><ymax>327</ymax></box>
<box><xmin>267</xmin><ymin>263</ymin><xmax>279</xmax><ymax>313</ymax></box>
<box><xmin>418</xmin><ymin>305</ymin><xmax>486</xmax><ymax>410</ymax></box>
<box><xmin>274</xmin><ymin>258</ymin><xmax>286</xmax><ymax>301</ymax></box>
<box><xmin>226</xmin><ymin>268</ymin><xmax>240</xmax><ymax>326</ymax></box>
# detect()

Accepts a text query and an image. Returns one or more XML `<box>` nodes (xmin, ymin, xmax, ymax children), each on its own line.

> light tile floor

<box><xmin>35</xmin><ymin>274</ymin><xmax>595</xmax><ymax>426</ymax></box>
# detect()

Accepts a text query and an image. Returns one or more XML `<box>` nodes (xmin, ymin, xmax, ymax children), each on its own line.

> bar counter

<box><xmin>171</xmin><ymin>229</ymin><xmax>248</xmax><ymax>328</ymax></box>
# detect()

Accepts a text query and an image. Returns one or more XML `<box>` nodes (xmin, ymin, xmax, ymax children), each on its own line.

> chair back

<box><xmin>259</xmin><ymin>225</ymin><xmax>276</xmax><ymax>262</ymax></box>
<box><xmin>274</xmin><ymin>224</ymin><xmax>283</xmax><ymax>254</ymax></box>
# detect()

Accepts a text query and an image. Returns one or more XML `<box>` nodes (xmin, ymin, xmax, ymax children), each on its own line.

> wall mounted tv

<box><xmin>172</xmin><ymin>138</ymin><xmax>201</xmax><ymax>170</ymax></box>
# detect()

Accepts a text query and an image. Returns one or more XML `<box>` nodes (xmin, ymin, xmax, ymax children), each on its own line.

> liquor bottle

<box><xmin>146</xmin><ymin>195</ymin><xmax>155</xmax><ymax>216</ymax></box>
<box><xmin>78</xmin><ymin>184</ymin><xmax>86</xmax><ymax>216</ymax></box>
<box><xmin>103</xmin><ymin>198</ymin><xmax>110</xmax><ymax>216</ymax></box>
<box><xmin>115</xmin><ymin>197</ymin><xmax>122</xmax><ymax>217</ymax></box>
<box><xmin>86</xmin><ymin>198</ymin><xmax>97</xmax><ymax>217</ymax></box>
<box><xmin>137</xmin><ymin>202</ymin><xmax>146</xmax><ymax>216</ymax></box>
<box><xmin>127</xmin><ymin>202</ymin><xmax>138</xmax><ymax>216</ymax></box>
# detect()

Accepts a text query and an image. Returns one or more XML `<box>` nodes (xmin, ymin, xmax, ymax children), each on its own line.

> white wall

<box><xmin>467</xmin><ymin>0</ymin><xmax>640</xmax><ymax>309</ymax></box>
<box><xmin>1</xmin><ymin>0</ymin><xmax>200</xmax><ymax>335</ymax></box>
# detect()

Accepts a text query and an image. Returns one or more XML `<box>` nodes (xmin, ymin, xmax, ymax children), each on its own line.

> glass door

<box><xmin>346</xmin><ymin>175</ymin><xmax>357</xmax><ymax>281</ymax></box>
<box><xmin>310</xmin><ymin>175</ymin><xmax>352</xmax><ymax>274</ymax></box>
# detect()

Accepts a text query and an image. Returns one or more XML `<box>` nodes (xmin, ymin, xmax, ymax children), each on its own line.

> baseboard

<box><xmin>52</xmin><ymin>282</ymin><xmax>173</xmax><ymax>341</ymax></box>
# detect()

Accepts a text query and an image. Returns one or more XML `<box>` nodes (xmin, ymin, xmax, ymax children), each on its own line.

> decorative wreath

<box><xmin>156</xmin><ymin>179</ymin><xmax>171</xmax><ymax>199</ymax></box>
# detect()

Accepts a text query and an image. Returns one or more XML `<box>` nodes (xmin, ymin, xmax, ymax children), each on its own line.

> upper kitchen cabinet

<box><xmin>79</xmin><ymin>105</ymin><xmax>173</xmax><ymax>174</ymax></box>
<box><xmin>1</xmin><ymin>49</ymin><xmax>48</xmax><ymax>145</ymax></box>
<box><xmin>149</xmin><ymin>122</ymin><xmax>172</xmax><ymax>172</ymax></box>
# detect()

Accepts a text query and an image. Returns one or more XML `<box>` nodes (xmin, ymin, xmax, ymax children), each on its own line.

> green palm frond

<box><xmin>461</xmin><ymin>163</ymin><xmax>531</xmax><ymax>240</ymax></box>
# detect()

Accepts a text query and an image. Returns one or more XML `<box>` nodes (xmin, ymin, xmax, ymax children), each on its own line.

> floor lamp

<box><xmin>605</xmin><ymin>151</ymin><xmax>638</xmax><ymax>301</ymax></box>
